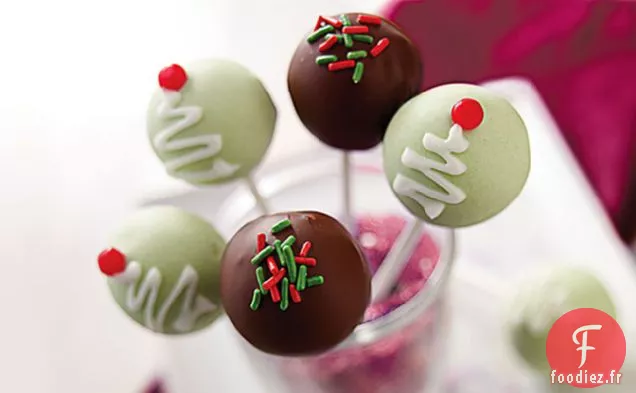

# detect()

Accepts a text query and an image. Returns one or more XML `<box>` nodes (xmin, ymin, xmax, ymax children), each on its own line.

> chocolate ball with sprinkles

<box><xmin>220</xmin><ymin>211</ymin><xmax>372</xmax><ymax>356</ymax></box>
<box><xmin>288</xmin><ymin>13</ymin><xmax>422</xmax><ymax>150</ymax></box>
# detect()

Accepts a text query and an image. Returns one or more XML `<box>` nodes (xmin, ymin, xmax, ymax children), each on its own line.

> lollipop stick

<box><xmin>342</xmin><ymin>152</ymin><xmax>354</xmax><ymax>232</ymax></box>
<box><xmin>371</xmin><ymin>219</ymin><xmax>424</xmax><ymax>302</ymax></box>
<box><xmin>244</xmin><ymin>176</ymin><xmax>270</xmax><ymax>214</ymax></box>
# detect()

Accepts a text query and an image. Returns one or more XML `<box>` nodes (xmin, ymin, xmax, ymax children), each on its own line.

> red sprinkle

<box><xmin>289</xmin><ymin>285</ymin><xmax>302</xmax><ymax>303</ymax></box>
<box><xmin>319</xmin><ymin>35</ymin><xmax>339</xmax><ymax>52</ymax></box>
<box><xmin>357</xmin><ymin>15</ymin><xmax>382</xmax><ymax>25</ymax></box>
<box><xmin>295</xmin><ymin>257</ymin><xmax>317</xmax><ymax>266</ymax></box>
<box><xmin>300</xmin><ymin>241</ymin><xmax>312</xmax><ymax>257</ymax></box>
<box><xmin>267</xmin><ymin>256</ymin><xmax>279</xmax><ymax>275</ymax></box>
<box><xmin>256</xmin><ymin>233</ymin><xmax>266</xmax><ymax>252</ymax></box>
<box><xmin>370</xmin><ymin>38</ymin><xmax>390</xmax><ymax>57</ymax></box>
<box><xmin>314</xmin><ymin>15</ymin><xmax>343</xmax><ymax>30</ymax></box>
<box><xmin>342</xmin><ymin>26</ymin><xmax>369</xmax><ymax>34</ymax></box>
<box><xmin>263</xmin><ymin>268</ymin><xmax>286</xmax><ymax>290</ymax></box>
<box><xmin>98</xmin><ymin>248</ymin><xmax>127</xmax><ymax>276</ymax></box>
<box><xmin>158</xmin><ymin>64</ymin><xmax>188</xmax><ymax>91</ymax></box>
<box><xmin>270</xmin><ymin>285</ymin><xmax>281</xmax><ymax>303</ymax></box>
<box><xmin>451</xmin><ymin>98</ymin><xmax>484</xmax><ymax>130</ymax></box>
<box><xmin>328</xmin><ymin>60</ymin><xmax>356</xmax><ymax>71</ymax></box>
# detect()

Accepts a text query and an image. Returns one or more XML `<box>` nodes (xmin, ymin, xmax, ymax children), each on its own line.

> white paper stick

<box><xmin>244</xmin><ymin>176</ymin><xmax>270</xmax><ymax>214</ymax></box>
<box><xmin>342</xmin><ymin>152</ymin><xmax>353</xmax><ymax>232</ymax></box>
<box><xmin>371</xmin><ymin>219</ymin><xmax>424</xmax><ymax>302</ymax></box>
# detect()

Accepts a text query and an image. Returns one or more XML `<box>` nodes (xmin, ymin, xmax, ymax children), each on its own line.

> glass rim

<box><xmin>215</xmin><ymin>150</ymin><xmax>456</xmax><ymax>352</ymax></box>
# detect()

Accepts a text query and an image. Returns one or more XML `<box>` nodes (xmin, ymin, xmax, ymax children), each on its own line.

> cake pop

<box><xmin>507</xmin><ymin>267</ymin><xmax>616</xmax><ymax>372</ymax></box>
<box><xmin>220</xmin><ymin>211</ymin><xmax>372</xmax><ymax>356</ymax></box>
<box><xmin>97</xmin><ymin>206</ymin><xmax>225</xmax><ymax>334</ymax></box>
<box><xmin>383</xmin><ymin>83</ymin><xmax>531</xmax><ymax>228</ymax></box>
<box><xmin>288</xmin><ymin>13</ymin><xmax>422</xmax><ymax>151</ymax></box>
<box><xmin>288</xmin><ymin>13</ymin><xmax>422</xmax><ymax>228</ymax></box>
<box><xmin>147</xmin><ymin>59</ymin><xmax>277</xmax><ymax>212</ymax></box>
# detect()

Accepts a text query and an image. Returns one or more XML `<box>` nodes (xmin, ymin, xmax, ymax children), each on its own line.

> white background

<box><xmin>2</xmin><ymin>1</ymin><xmax>636</xmax><ymax>393</ymax></box>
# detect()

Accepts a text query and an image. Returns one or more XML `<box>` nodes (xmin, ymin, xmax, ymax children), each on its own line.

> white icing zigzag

<box><xmin>393</xmin><ymin>124</ymin><xmax>469</xmax><ymax>219</ymax></box>
<box><xmin>153</xmin><ymin>91</ymin><xmax>240</xmax><ymax>182</ymax></box>
<box><xmin>112</xmin><ymin>261</ymin><xmax>217</xmax><ymax>333</ymax></box>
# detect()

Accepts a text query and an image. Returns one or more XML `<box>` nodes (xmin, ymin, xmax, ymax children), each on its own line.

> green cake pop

<box><xmin>146</xmin><ymin>59</ymin><xmax>277</xmax><ymax>185</ymax></box>
<box><xmin>383</xmin><ymin>83</ymin><xmax>530</xmax><ymax>228</ymax></box>
<box><xmin>507</xmin><ymin>267</ymin><xmax>617</xmax><ymax>372</ymax></box>
<box><xmin>97</xmin><ymin>206</ymin><xmax>225</xmax><ymax>334</ymax></box>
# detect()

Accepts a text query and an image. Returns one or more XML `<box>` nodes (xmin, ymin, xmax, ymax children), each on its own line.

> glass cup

<box><xmin>214</xmin><ymin>148</ymin><xmax>455</xmax><ymax>393</ymax></box>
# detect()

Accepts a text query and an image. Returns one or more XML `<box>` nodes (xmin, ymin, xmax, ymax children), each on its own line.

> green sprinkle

<box><xmin>307</xmin><ymin>275</ymin><xmax>325</xmax><ymax>288</ymax></box>
<box><xmin>352</xmin><ymin>62</ymin><xmax>365</xmax><ymax>84</ymax></box>
<box><xmin>347</xmin><ymin>50</ymin><xmax>367</xmax><ymax>60</ymax></box>
<box><xmin>307</xmin><ymin>25</ymin><xmax>335</xmax><ymax>43</ymax></box>
<box><xmin>297</xmin><ymin>266</ymin><xmax>308</xmax><ymax>291</ymax></box>
<box><xmin>271</xmin><ymin>219</ymin><xmax>292</xmax><ymax>234</ymax></box>
<box><xmin>280</xmin><ymin>278</ymin><xmax>289</xmax><ymax>311</ymax></box>
<box><xmin>274</xmin><ymin>240</ymin><xmax>285</xmax><ymax>266</ymax></box>
<box><xmin>340</xmin><ymin>14</ymin><xmax>351</xmax><ymax>26</ymax></box>
<box><xmin>326</xmin><ymin>34</ymin><xmax>343</xmax><ymax>43</ymax></box>
<box><xmin>251</xmin><ymin>245</ymin><xmax>274</xmax><ymax>265</ymax></box>
<box><xmin>315</xmin><ymin>55</ymin><xmax>338</xmax><ymax>65</ymax></box>
<box><xmin>352</xmin><ymin>34</ymin><xmax>374</xmax><ymax>44</ymax></box>
<box><xmin>282</xmin><ymin>235</ymin><xmax>296</xmax><ymax>248</ymax></box>
<box><xmin>255</xmin><ymin>267</ymin><xmax>268</xmax><ymax>295</ymax></box>
<box><xmin>343</xmin><ymin>34</ymin><xmax>353</xmax><ymax>48</ymax></box>
<box><xmin>283</xmin><ymin>245</ymin><xmax>298</xmax><ymax>283</ymax></box>
<box><xmin>250</xmin><ymin>289</ymin><xmax>262</xmax><ymax>311</ymax></box>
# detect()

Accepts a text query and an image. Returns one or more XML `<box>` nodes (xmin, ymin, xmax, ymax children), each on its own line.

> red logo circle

<box><xmin>546</xmin><ymin>308</ymin><xmax>626</xmax><ymax>388</ymax></box>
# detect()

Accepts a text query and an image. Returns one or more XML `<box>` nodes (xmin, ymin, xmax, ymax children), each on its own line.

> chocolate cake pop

<box><xmin>220</xmin><ymin>211</ymin><xmax>372</xmax><ymax>356</ymax></box>
<box><xmin>288</xmin><ymin>13</ymin><xmax>422</xmax><ymax>150</ymax></box>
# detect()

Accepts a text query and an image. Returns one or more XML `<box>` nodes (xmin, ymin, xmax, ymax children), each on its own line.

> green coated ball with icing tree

<box><xmin>147</xmin><ymin>59</ymin><xmax>277</xmax><ymax>185</ymax></box>
<box><xmin>97</xmin><ymin>206</ymin><xmax>225</xmax><ymax>334</ymax></box>
<box><xmin>383</xmin><ymin>83</ymin><xmax>531</xmax><ymax>228</ymax></box>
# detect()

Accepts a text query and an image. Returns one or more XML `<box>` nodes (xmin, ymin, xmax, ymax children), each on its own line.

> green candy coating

<box><xmin>106</xmin><ymin>206</ymin><xmax>225</xmax><ymax>334</ymax></box>
<box><xmin>147</xmin><ymin>59</ymin><xmax>277</xmax><ymax>185</ymax></box>
<box><xmin>383</xmin><ymin>83</ymin><xmax>530</xmax><ymax>228</ymax></box>
<box><xmin>507</xmin><ymin>267</ymin><xmax>616</xmax><ymax>372</ymax></box>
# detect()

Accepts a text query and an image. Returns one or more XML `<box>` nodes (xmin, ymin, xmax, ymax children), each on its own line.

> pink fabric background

<box><xmin>382</xmin><ymin>0</ymin><xmax>636</xmax><ymax>241</ymax></box>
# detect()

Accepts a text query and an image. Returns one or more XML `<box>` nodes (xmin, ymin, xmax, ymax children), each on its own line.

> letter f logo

<box><xmin>573</xmin><ymin>324</ymin><xmax>602</xmax><ymax>368</ymax></box>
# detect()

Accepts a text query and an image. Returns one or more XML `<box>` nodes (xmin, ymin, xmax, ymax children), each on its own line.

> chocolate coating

<box><xmin>220</xmin><ymin>211</ymin><xmax>371</xmax><ymax>356</ymax></box>
<box><xmin>288</xmin><ymin>13</ymin><xmax>422</xmax><ymax>150</ymax></box>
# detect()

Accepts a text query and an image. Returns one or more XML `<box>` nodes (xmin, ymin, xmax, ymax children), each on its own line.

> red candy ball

<box><xmin>98</xmin><ymin>248</ymin><xmax>127</xmax><ymax>276</ymax></box>
<box><xmin>158</xmin><ymin>64</ymin><xmax>188</xmax><ymax>91</ymax></box>
<box><xmin>451</xmin><ymin>98</ymin><xmax>484</xmax><ymax>130</ymax></box>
